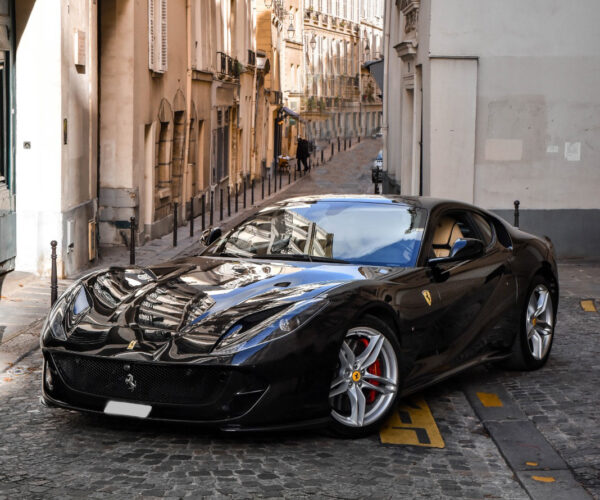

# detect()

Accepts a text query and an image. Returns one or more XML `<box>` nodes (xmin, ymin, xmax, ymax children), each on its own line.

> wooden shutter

<box><xmin>159</xmin><ymin>0</ymin><xmax>168</xmax><ymax>72</ymax></box>
<box><xmin>148</xmin><ymin>0</ymin><xmax>156</xmax><ymax>70</ymax></box>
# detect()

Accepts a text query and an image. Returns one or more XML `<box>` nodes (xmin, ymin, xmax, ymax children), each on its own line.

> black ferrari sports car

<box><xmin>40</xmin><ymin>195</ymin><xmax>558</xmax><ymax>436</ymax></box>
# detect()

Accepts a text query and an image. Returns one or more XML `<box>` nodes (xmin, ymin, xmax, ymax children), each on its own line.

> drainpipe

<box><xmin>382</xmin><ymin>0</ymin><xmax>391</xmax><ymax>193</ymax></box>
<box><xmin>182</xmin><ymin>0</ymin><xmax>193</xmax><ymax>209</ymax></box>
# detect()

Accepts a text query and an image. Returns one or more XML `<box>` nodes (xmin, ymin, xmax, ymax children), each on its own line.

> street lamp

<box><xmin>287</xmin><ymin>14</ymin><xmax>295</xmax><ymax>39</ymax></box>
<box><xmin>310</xmin><ymin>32</ymin><xmax>317</xmax><ymax>50</ymax></box>
<box><xmin>364</xmin><ymin>40</ymin><xmax>370</xmax><ymax>61</ymax></box>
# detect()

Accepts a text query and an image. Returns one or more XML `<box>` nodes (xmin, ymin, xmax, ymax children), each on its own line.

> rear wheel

<box><xmin>328</xmin><ymin>315</ymin><xmax>400</xmax><ymax>437</ymax></box>
<box><xmin>503</xmin><ymin>275</ymin><xmax>556</xmax><ymax>370</ymax></box>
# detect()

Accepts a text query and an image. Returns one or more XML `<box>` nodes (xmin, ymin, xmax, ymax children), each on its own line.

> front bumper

<box><xmin>41</xmin><ymin>318</ymin><xmax>343</xmax><ymax>428</ymax></box>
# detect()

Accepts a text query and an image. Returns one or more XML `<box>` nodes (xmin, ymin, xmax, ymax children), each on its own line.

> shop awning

<box><xmin>280</xmin><ymin>106</ymin><xmax>300</xmax><ymax>119</ymax></box>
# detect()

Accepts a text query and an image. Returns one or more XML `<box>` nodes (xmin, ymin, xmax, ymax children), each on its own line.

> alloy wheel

<box><xmin>329</xmin><ymin>326</ymin><xmax>398</xmax><ymax>428</ymax></box>
<box><xmin>525</xmin><ymin>284</ymin><xmax>554</xmax><ymax>360</ymax></box>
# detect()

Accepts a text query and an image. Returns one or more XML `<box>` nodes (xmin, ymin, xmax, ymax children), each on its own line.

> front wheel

<box><xmin>328</xmin><ymin>315</ymin><xmax>401</xmax><ymax>437</ymax></box>
<box><xmin>503</xmin><ymin>276</ymin><xmax>556</xmax><ymax>370</ymax></box>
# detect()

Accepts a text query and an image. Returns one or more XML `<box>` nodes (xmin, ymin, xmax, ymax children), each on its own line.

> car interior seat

<box><xmin>432</xmin><ymin>216</ymin><xmax>464</xmax><ymax>258</ymax></box>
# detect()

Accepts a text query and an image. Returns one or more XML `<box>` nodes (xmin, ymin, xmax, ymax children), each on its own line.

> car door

<box><xmin>423</xmin><ymin>209</ymin><xmax>517</xmax><ymax>373</ymax></box>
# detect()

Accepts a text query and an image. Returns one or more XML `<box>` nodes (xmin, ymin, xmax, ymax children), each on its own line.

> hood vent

<box><xmin>136</xmin><ymin>283</ymin><xmax>215</xmax><ymax>331</ymax></box>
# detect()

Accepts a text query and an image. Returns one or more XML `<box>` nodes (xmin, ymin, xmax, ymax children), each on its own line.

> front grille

<box><xmin>51</xmin><ymin>352</ymin><xmax>265</xmax><ymax>407</ymax></box>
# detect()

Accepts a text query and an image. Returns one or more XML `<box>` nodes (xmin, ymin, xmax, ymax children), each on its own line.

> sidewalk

<box><xmin>0</xmin><ymin>137</ymin><xmax>380</xmax><ymax>372</ymax></box>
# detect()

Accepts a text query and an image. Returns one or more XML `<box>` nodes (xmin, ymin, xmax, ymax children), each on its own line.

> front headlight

<box><xmin>213</xmin><ymin>298</ymin><xmax>328</xmax><ymax>355</ymax></box>
<box><xmin>43</xmin><ymin>283</ymin><xmax>91</xmax><ymax>342</ymax></box>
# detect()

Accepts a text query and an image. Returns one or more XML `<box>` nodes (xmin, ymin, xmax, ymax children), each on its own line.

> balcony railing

<box><xmin>217</xmin><ymin>52</ymin><xmax>241</xmax><ymax>79</ymax></box>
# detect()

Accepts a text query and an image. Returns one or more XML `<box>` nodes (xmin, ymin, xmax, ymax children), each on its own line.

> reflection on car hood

<box><xmin>64</xmin><ymin>256</ymin><xmax>398</xmax><ymax>359</ymax></box>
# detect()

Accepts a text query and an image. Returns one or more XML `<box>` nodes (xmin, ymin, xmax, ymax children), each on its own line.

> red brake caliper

<box><xmin>360</xmin><ymin>338</ymin><xmax>381</xmax><ymax>404</ymax></box>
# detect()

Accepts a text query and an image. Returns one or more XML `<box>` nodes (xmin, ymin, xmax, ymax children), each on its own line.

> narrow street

<box><xmin>0</xmin><ymin>139</ymin><xmax>598</xmax><ymax>499</ymax></box>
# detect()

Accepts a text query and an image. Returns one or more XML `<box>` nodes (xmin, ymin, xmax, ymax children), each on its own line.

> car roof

<box><xmin>275</xmin><ymin>194</ymin><xmax>474</xmax><ymax>211</ymax></box>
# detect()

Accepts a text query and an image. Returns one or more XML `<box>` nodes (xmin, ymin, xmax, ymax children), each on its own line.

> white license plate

<box><xmin>104</xmin><ymin>400</ymin><xmax>151</xmax><ymax>418</ymax></box>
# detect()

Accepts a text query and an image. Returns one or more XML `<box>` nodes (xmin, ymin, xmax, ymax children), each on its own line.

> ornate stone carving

<box><xmin>404</xmin><ymin>9</ymin><xmax>418</xmax><ymax>33</ymax></box>
<box><xmin>397</xmin><ymin>0</ymin><xmax>420</xmax><ymax>33</ymax></box>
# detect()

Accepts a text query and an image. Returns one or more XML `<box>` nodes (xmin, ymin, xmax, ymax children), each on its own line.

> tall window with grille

<box><xmin>148</xmin><ymin>0</ymin><xmax>168</xmax><ymax>73</ymax></box>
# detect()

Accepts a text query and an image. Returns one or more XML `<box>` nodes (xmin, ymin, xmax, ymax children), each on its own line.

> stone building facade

<box><xmin>99</xmin><ymin>0</ymin><xmax>258</xmax><ymax>247</ymax></box>
<box><xmin>383</xmin><ymin>0</ymin><xmax>600</xmax><ymax>257</ymax></box>
<box><xmin>302</xmin><ymin>0</ymin><xmax>383</xmax><ymax>141</ymax></box>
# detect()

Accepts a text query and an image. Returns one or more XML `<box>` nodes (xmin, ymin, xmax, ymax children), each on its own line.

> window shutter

<box><xmin>148</xmin><ymin>0</ymin><xmax>156</xmax><ymax>70</ymax></box>
<box><xmin>159</xmin><ymin>0</ymin><xmax>168</xmax><ymax>72</ymax></box>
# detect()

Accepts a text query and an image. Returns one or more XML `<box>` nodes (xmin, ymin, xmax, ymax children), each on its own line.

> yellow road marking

<box><xmin>380</xmin><ymin>396</ymin><xmax>445</xmax><ymax>448</ymax></box>
<box><xmin>526</xmin><ymin>461</ymin><xmax>539</xmax><ymax>467</ymax></box>
<box><xmin>580</xmin><ymin>299</ymin><xmax>597</xmax><ymax>312</ymax></box>
<box><xmin>532</xmin><ymin>476</ymin><xmax>555</xmax><ymax>483</ymax></box>
<box><xmin>476</xmin><ymin>392</ymin><xmax>503</xmax><ymax>407</ymax></box>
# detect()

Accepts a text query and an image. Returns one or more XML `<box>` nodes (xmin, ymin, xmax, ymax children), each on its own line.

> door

<box><xmin>424</xmin><ymin>209</ymin><xmax>517</xmax><ymax>372</ymax></box>
<box><xmin>0</xmin><ymin>5</ymin><xmax>15</xmax><ymax>274</ymax></box>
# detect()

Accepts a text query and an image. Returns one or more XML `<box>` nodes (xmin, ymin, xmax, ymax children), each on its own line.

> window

<box><xmin>471</xmin><ymin>213</ymin><xmax>494</xmax><ymax>247</ymax></box>
<box><xmin>206</xmin><ymin>202</ymin><xmax>428</xmax><ymax>267</ymax></box>
<box><xmin>148</xmin><ymin>0</ymin><xmax>168</xmax><ymax>73</ymax></box>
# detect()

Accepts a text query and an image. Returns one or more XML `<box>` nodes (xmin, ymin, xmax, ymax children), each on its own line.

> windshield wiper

<box><xmin>251</xmin><ymin>254</ymin><xmax>349</xmax><ymax>264</ymax></box>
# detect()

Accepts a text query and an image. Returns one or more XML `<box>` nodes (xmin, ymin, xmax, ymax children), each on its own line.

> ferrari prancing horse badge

<box><xmin>422</xmin><ymin>290</ymin><xmax>432</xmax><ymax>306</ymax></box>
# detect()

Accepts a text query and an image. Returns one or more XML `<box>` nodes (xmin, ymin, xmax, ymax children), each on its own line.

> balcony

<box><xmin>216</xmin><ymin>52</ymin><xmax>241</xmax><ymax>80</ymax></box>
<box><xmin>247</xmin><ymin>50</ymin><xmax>256</xmax><ymax>67</ymax></box>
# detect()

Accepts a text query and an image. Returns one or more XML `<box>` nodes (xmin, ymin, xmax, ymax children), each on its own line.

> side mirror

<box><xmin>429</xmin><ymin>238</ymin><xmax>484</xmax><ymax>265</ymax></box>
<box><xmin>201</xmin><ymin>227</ymin><xmax>222</xmax><ymax>247</ymax></box>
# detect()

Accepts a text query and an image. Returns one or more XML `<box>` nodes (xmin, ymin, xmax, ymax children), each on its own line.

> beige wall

<box><xmin>99</xmin><ymin>0</ymin><xmax>257</xmax><ymax>246</ymax></box>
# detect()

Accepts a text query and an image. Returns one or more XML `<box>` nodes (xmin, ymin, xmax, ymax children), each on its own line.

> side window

<box><xmin>431</xmin><ymin>211</ymin><xmax>477</xmax><ymax>258</ymax></box>
<box><xmin>470</xmin><ymin>213</ymin><xmax>494</xmax><ymax>247</ymax></box>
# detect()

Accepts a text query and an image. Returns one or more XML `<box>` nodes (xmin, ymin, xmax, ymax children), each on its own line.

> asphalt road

<box><xmin>0</xmin><ymin>141</ymin><xmax>598</xmax><ymax>499</ymax></box>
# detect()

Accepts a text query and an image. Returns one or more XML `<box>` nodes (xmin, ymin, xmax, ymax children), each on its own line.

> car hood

<box><xmin>62</xmin><ymin>256</ymin><xmax>400</xmax><ymax>358</ymax></box>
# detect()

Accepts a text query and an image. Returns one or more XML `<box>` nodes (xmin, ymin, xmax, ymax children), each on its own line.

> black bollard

<box><xmin>50</xmin><ymin>240</ymin><xmax>58</xmax><ymax>307</ymax></box>
<box><xmin>338</xmin><ymin>137</ymin><xmax>340</xmax><ymax>152</ymax></box>
<box><xmin>173</xmin><ymin>202</ymin><xmax>178</xmax><ymax>247</ymax></box>
<box><xmin>288</xmin><ymin>169</ymin><xmax>291</xmax><ymax>185</ymax></box>
<box><xmin>344</xmin><ymin>138</ymin><xmax>347</xmax><ymax>150</ymax></box>
<box><xmin>243</xmin><ymin>178</ymin><xmax>247</xmax><ymax>209</ymax></box>
<box><xmin>274</xmin><ymin>168</ymin><xmax>277</xmax><ymax>193</ymax></box>
<box><xmin>279</xmin><ymin>169</ymin><xmax>282</xmax><ymax>189</ymax></box>
<box><xmin>130</xmin><ymin>216</ymin><xmax>136</xmax><ymax>265</ymax></box>
<box><xmin>227</xmin><ymin>186</ymin><xmax>231</xmax><ymax>217</ymax></box>
<box><xmin>321</xmin><ymin>149</ymin><xmax>324</xmax><ymax>164</ymax></box>
<box><xmin>268</xmin><ymin>174</ymin><xmax>271</xmax><ymax>196</ymax></box>
<box><xmin>261</xmin><ymin>176</ymin><xmax>265</xmax><ymax>200</ymax></box>
<box><xmin>331</xmin><ymin>142</ymin><xmax>334</xmax><ymax>158</ymax></box>
<box><xmin>358</xmin><ymin>136</ymin><xmax>360</xmax><ymax>144</ymax></box>
<box><xmin>349</xmin><ymin>138</ymin><xmax>352</xmax><ymax>148</ymax></box>
<box><xmin>189</xmin><ymin>198</ymin><xmax>194</xmax><ymax>238</ymax></box>
<box><xmin>514</xmin><ymin>200</ymin><xmax>520</xmax><ymax>228</ymax></box>
<box><xmin>251</xmin><ymin>179</ymin><xmax>255</xmax><ymax>205</ymax></box>
<box><xmin>294</xmin><ymin>168</ymin><xmax>297</xmax><ymax>181</ymax></box>
<box><xmin>201</xmin><ymin>193</ymin><xmax>206</xmax><ymax>231</ymax></box>
<box><xmin>235</xmin><ymin>184</ymin><xmax>239</xmax><ymax>213</ymax></box>
<box><xmin>219</xmin><ymin>188</ymin><xmax>223</xmax><ymax>221</ymax></box>
<box><xmin>210</xmin><ymin>191</ymin><xmax>214</xmax><ymax>226</ymax></box>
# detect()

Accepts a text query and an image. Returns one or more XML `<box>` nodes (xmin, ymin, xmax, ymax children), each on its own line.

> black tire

<box><xmin>328</xmin><ymin>314</ymin><xmax>402</xmax><ymax>438</ymax></box>
<box><xmin>502</xmin><ymin>275</ymin><xmax>556</xmax><ymax>371</ymax></box>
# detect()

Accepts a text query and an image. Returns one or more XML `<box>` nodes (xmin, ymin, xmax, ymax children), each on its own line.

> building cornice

<box><xmin>393</xmin><ymin>40</ymin><xmax>418</xmax><ymax>61</ymax></box>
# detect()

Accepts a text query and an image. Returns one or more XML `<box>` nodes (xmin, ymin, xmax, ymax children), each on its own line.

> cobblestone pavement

<box><xmin>1</xmin><ymin>139</ymin><xmax>598</xmax><ymax>498</ymax></box>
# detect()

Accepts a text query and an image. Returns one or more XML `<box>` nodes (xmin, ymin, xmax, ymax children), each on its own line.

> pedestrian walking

<box><xmin>296</xmin><ymin>136</ymin><xmax>309</xmax><ymax>173</ymax></box>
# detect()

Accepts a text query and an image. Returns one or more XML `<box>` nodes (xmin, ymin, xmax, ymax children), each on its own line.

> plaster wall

<box><xmin>428</xmin><ymin>0</ymin><xmax>600</xmax><ymax>210</ymax></box>
<box><xmin>15</xmin><ymin>0</ymin><xmax>97</xmax><ymax>276</ymax></box>
<box><xmin>15</xmin><ymin>0</ymin><xmax>62</xmax><ymax>275</ymax></box>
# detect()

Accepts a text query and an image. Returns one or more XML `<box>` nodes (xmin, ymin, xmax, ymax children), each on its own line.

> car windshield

<box><xmin>204</xmin><ymin>201</ymin><xmax>427</xmax><ymax>267</ymax></box>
